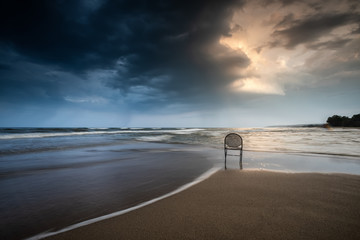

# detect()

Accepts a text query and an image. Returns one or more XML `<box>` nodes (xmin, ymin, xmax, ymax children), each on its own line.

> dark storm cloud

<box><xmin>270</xmin><ymin>12</ymin><xmax>360</xmax><ymax>49</ymax></box>
<box><xmin>0</xmin><ymin>0</ymin><xmax>250</xmax><ymax>110</ymax></box>
<box><xmin>259</xmin><ymin>0</ymin><xmax>298</xmax><ymax>7</ymax></box>
<box><xmin>0</xmin><ymin>63</ymin><xmax>11</xmax><ymax>71</ymax></box>
<box><xmin>0</xmin><ymin>59</ymin><xmax>65</xmax><ymax>104</ymax></box>
<box><xmin>0</xmin><ymin>0</ymin><xmax>244</xmax><ymax>69</ymax></box>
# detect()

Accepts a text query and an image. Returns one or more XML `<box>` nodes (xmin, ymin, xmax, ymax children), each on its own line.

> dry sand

<box><xmin>47</xmin><ymin>170</ymin><xmax>360</xmax><ymax>240</ymax></box>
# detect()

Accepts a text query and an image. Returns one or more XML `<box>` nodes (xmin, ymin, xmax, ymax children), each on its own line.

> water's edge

<box><xmin>26</xmin><ymin>167</ymin><xmax>221</xmax><ymax>240</ymax></box>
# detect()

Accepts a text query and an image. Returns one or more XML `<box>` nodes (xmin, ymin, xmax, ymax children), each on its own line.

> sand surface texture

<box><xmin>47</xmin><ymin>170</ymin><xmax>360</xmax><ymax>240</ymax></box>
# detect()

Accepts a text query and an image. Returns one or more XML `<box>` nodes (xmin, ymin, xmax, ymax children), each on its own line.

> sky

<box><xmin>0</xmin><ymin>0</ymin><xmax>359</xmax><ymax>127</ymax></box>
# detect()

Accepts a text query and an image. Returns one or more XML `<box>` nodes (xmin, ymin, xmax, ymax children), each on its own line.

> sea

<box><xmin>1</xmin><ymin>127</ymin><xmax>360</xmax><ymax>239</ymax></box>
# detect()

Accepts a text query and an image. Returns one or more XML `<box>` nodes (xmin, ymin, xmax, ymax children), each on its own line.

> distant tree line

<box><xmin>327</xmin><ymin>114</ymin><xmax>360</xmax><ymax>127</ymax></box>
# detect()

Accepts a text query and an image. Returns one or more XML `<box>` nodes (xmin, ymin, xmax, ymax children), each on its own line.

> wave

<box><xmin>166</xmin><ymin>128</ymin><xmax>205</xmax><ymax>134</ymax></box>
<box><xmin>0</xmin><ymin>131</ymin><xmax>120</xmax><ymax>140</ymax></box>
<box><xmin>136</xmin><ymin>135</ymin><xmax>173</xmax><ymax>142</ymax></box>
<box><xmin>0</xmin><ymin>128</ymin><xmax>206</xmax><ymax>140</ymax></box>
<box><xmin>2</xmin><ymin>128</ymin><xmax>359</xmax><ymax>160</ymax></box>
<box><xmin>235</xmin><ymin>148</ymin><xmax>360</xmax><ymax>159</ymax></box>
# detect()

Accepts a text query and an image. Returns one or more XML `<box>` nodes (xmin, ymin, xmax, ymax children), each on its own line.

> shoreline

<box><xmin>26</xmin><ymin>167</ymin><xmax>221</xmax><ymax>240</ymax></box>
<box><xmin>2</xmin><ymin>141</ymin><xmax>360</xmax><ymax>239</ymax></box>
<box><xmin>242</xmin><ymin>168</ymin><xmax>360</xmax><ymax>177</ymax></box>
<box><xmin>0</xmin><ymin>143</ymin><xmax>214</xmax><ymax>240</ymax></box>
<box><xmin>45</xmin><ymin>169</ymin><xmax>360</xmax><ymax>240</ymax></box>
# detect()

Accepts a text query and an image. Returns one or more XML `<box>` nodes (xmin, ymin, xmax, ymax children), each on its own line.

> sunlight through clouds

<box><xmin>220</xmin><ymin>31</ymin><xmax>288</xmax><ymax>95</ymax></box>
<box><xmin>230</xmin><ymin>77</ymin><xmax>285</xmax><ymax>95</ymax></box>
<box><xmin>219</xmin><ymin>0</ymin><xmax>360</xmax><ymax>96</ymax></box>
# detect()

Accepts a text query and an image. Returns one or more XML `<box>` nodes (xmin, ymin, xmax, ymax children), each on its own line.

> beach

<box><xmin>45</xmin><ymin>169</ymin><xmax>360</xmax><ymax>240</ymax></box>
<box><xmin>1</xmin><ymin>127</ymin><xmax>360</xmax><ymax>239</ymax></box>
<box><xmin>2</xmin><ymin>0</ymin><xmax>360</xmax><ymax>238</ymax></box>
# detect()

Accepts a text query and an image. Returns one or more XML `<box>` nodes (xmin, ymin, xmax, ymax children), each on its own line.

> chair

<box><xmin>224</xmin><ymin>133</ymin><xmax>243</xmax><ymax>169</ymax></box>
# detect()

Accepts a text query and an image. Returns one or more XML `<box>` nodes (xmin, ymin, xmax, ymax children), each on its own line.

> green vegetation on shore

<box><xmin>327</xmin><ymin>114</ymin><xmax>360</xmax><ymax>127</ymax></box>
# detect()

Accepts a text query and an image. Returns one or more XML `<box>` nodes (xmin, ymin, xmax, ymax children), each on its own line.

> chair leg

<box><xmin>239</xmin><ymin>149</ymin><xmax>243</xmax><ymax>170</ymax></box>
<box><xmin>224</xmin><ymin>149</ymin><xmax>227</xmax><ymax>170</ymax></box>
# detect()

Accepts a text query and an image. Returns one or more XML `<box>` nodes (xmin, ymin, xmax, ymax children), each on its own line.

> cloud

<box><xmin>0</xmin><ymin>0</ymin><xmax>248</xmax><ymax>97</ymax></box>
<box><xmin>271</xmin><ymin>12</ymin><xmax>360</xmax><ymax>49</ymax></box>
<box><xmin>230</xmin><ymin>77</ymin><xmax>285</xmax><ymax>95</ymax></box>
<box><xmin>64</xmin><ymin>96</ymin><xmax>108</xmax><ymax>104</ymax></box>
<box><xmin>307</xmin><ymin>38</ymin><xmax>352</xmax><ymax>50</ymax></box>
<box><xmin>0</xmin><ymin>63</ymin><xmax>10</xmax><ymax>70</ymax></box>
<box><xmin>303</xmin><ymin>38</ymin><xmax>360</xmax><ymax>79</ymax></box>
<box><xmin>0</xmin><ymin>0</ymin><xmax>359</xmax><ymax>126</ymax></box>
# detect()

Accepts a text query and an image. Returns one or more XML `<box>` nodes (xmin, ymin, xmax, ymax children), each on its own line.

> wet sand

<box><xmin>46</xmin><ymin>170</ymin><xmax>360</xmax><ymax>240</ymax></box>
<box><xmin>0</xmin><ymin>143</ymin><xmax>213</xmax><ymax>240</ymax></box>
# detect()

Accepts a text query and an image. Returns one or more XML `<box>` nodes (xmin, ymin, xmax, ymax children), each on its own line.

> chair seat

<box><xmin>225</xmin><ymin>146</ymin><xmax>241</xmax><ymax>150</ymax></box>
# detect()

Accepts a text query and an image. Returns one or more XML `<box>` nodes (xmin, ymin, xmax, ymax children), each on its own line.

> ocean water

<box><xmin>1</xmin><ymin>127</ymin><xmax>360</xmax><ymax>239</ymax></box>
<box><xmin>1</xmin><ymin>127</ymin><xmax>360</xmax><ymax>156</ymax></box>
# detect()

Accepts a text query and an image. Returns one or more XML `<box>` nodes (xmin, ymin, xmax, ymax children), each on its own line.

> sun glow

<box><xmin>220</xmin><ymin>34</ymin><xmax>287</xmax><ymax>95</ymax></box>
<box><xmin>230</xmin><ymin>77</ymin><xmax>285</xmax><ymax>95</ymax></box>
<box><xmin>218</xmin><ymin>3</ymin><xmax>311</xmax><ymax>96</ymax></box>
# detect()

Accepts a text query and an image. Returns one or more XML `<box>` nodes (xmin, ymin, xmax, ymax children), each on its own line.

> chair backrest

<box><xmin>224</xmin><ymin>133</ymin><xmax>243</xmax><ymax>150</ymax></box>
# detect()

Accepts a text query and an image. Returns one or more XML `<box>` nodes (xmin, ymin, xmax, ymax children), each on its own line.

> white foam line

<box><xmin>26</xmin><ymin>167</ymin><xmax>220</xmax><ymax>240</ymax></box>
<box><xmin>1</xmin><ymin>128</ymin><xmax>206</xmax><ymax>140</ymax></box>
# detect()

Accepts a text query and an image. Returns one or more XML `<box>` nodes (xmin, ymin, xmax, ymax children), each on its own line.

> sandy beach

<box><xmin>46</xmin><ymin>170</ymin><xmax>360</xmax><ymax>240</ymax></box>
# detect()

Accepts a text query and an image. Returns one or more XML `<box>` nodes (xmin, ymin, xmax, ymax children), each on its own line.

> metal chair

<box><xmin>224</xmin><ymin>133</ymin><xmax>243</xmax><ymax>170</ymax></box>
